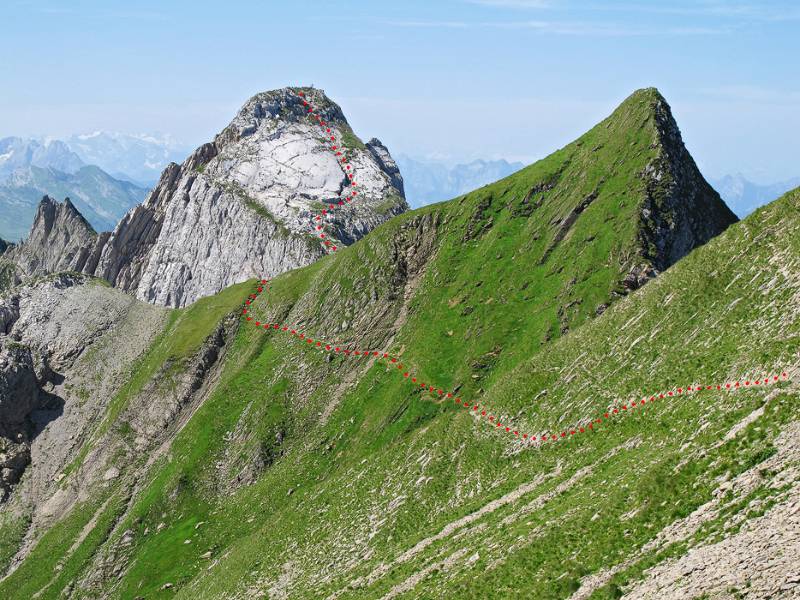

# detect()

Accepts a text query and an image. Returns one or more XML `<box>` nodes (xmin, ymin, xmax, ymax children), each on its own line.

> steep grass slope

<box><xmin>103</xmin><ymin>188</ymin><xmax>795</xmax><ymax>600</ymax></box>
<box><xmin>0</xmin><ymin>89</ymin><xmax>777</xmax><ymax>599</ymax></box>
<box><xmin>0</xmin><ymin>278</ymin><xmax>253</xmax><ymax>589</ymax></box>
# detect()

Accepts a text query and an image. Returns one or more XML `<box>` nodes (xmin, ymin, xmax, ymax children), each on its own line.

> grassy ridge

<box><xmin>2</xmin><ymin>90</ymin><xmax>791</xmax><ymax>598</ymax></box>
<box><xmin>168</xmin><ymin>189</ymin><xmax>797</xmax><ymax>599</ymax></box>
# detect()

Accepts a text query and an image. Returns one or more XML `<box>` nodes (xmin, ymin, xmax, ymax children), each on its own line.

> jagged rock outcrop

<box><xmin>2</xmin><ymin>196</ymin><xmax>101</xmax><ymax>279</ymax></box>
<box><xmin>0</xmin><ymin>343</ymin><xmax>39</xmax><ymax>500</ymax></box>
<box><xmin>366</xmin><ymin>138</ymin><xmax>404</xmax><ymax>199</ymax></box>
<box><xmin>0</xmin><ymin>272</ymin><xmax>167</xmax><ymax>509</ymax></box>
<box><xmin>635</xmin><ymin>88</ymin><xmax>738</xmax><ymax>272</ymax></box>
<box><xmin>0</xmin><ymin>87</ymin><xmax>407</xmax><ymax>307</ymax></box>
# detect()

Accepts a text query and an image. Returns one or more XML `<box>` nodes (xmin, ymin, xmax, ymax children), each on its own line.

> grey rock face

<box><xmin>0</xmin><ymin>343</ymin><xmax>39</xmax><ymax>434</ymax></box>
<box><xmin>92</xmin><ymin>159</ymin><xmax>326</xmax><ymax>307</ymax></box>
<box><xmin>0</xmin><ymin>341</ymin><xmax>40</xmax><ymax>502</ymax></box>
<box><xmin>637</xmin><ymin>91</ymin><xmax>738</xmax><ymax>272</ymax></box>
<box><xmin>366</xmin><ymin>138</ymin><xmax>404</xmax><ymax>197</ymax></box>
<box><xmin>0</xmin><ymin>272</ymin><xmax>167</xmax><ymax>505</ymax></box>
<box><xmin>0</xmin><ymin>88</ymin><xmax>407</xmax><ymax>307</ymax></box>
<box><xmin>3</xmin><ymin>196</ymin><xmax>98</xmax><ymax>279</ymax></box>
<box><xmin>0</xmin><ymin>343</ymin><xmax>39</xmax><ymax>500</ymax></box>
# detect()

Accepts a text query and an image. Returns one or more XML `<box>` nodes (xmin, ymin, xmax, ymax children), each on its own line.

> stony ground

<box><xmin>0</xmin><ymin>87</ymin><xmax>408</xmax><ymax>308</ymax></box>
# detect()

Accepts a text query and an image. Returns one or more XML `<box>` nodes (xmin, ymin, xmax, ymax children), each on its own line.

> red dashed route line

<box><xmin>296</xmin><ymin>89</ymin><xmax>358</xmax><ymax>253</ymax></box>
<box><xmin>241</xmin><ymin>280</ymin><xmax>790</xmax><ymax>445</ymax></box>
<box><xmin>266</xmin><ymin>89</ymin><xmax>791</xmax><ymax>442</ymax></box>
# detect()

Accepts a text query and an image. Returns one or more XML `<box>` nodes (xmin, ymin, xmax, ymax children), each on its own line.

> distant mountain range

<box><xmin>0</xmin><ymin>137</ymin><xmax>84</xmax><ymax>179</ymax></box>
<box><xmin>396</xmin><ymin>154</ymin><xmax>799</xmax><ymax>218</ymax></box>
<box><xmin>1</xmin><ymin>132</ymin><xmax>189</xmax><ymax>186</ymax></box>
<box><xmin>396</xmin><ymin>156</ymin><xmax>524</xmax><ymax>208</ymax></box>
<box><xmin>0</xmin><ymin>136</ymin><xmax>153</xmax><ymax>241</ymax></box>
<box><xmin>710</xmin><ymin>173</ymin><xmax>800</xmax><ymax>217</ymax></box>
<box><xmin>3</xmin><ymin>131</ymin><xmax>796</xmax><ymax>242</ymax></box>
<box><xmin>0</xmin><ymin>132</ymin><xmax>190</xmax><ymax>241</ymax></box>
<box><xmin>64</xmin><ymin>131</ymin><xmax>189</xmax><ymax>185</ymax></box>
<box><xmin>0</xmin><ymin>165</ymin><xmax>148</xmax><ymax>241</ymax></box>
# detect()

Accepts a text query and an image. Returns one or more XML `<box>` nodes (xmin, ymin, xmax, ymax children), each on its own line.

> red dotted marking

<box><xmin>242</xmin><ymin>281</ymin><xmax>791</xmax><ymax>445</ymax></box>
<box><xmin>261</xmin><ymin>91</ymin><xmax>790</xmax><ymax>444</ymax></box>
<box><xmin>296</xmin><ymin>89</ymin><xmax>360</xmax><ymax>253</ymax></box>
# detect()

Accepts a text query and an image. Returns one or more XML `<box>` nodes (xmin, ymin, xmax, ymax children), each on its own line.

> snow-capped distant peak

<box><xmin>76</xmin><ymin>131</ymin><xmax>105</xmax><ymax>140</ymax></box>
<box><xmin>0</xmin><ymin>136</ymin><xmax>84</xmax><ymax>179</ymax></box>
<box><xmin>131</xmin><ymin>133</ymin><xmax>174</xmax><ymax>146</ymax></box>
<box><xmin>64</xmin><ymin>131</ymin><xmax>190</xmax><ymax>183</ymax></box>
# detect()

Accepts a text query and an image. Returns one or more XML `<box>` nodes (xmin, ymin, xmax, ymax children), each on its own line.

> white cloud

<box><xmin>573</xmin><ymin>1</ymin><xmax>800</xmax><ymax>22</ymax></box>
<box><xmin>463</xmin><ymin>0</ymin><xmax>800</xmax><ymax>22</ymax></box>
<box><xmin>384</xmin><ymin>18</ymin><xmax>731</xmax><ymax>36</ymax></box>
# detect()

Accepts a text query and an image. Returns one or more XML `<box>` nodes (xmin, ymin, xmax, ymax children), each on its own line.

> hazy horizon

<box><xmin>2</xmin><ymin>0</ymin><xmax>798</xmax><ymax>183</ymax></box>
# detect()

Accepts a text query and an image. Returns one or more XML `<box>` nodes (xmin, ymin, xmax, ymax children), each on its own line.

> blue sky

<box><xmin>1</xmin><ymin>0</ymin><xmax>798</xmax><ymax>182</ymax></box>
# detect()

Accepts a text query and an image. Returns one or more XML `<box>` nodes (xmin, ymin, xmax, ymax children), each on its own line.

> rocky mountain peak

<box><xmin>35</xmin><ymin>195</ymin><xmax>94</xmax><ymax>237</ymax></box>
<box><xmin>1</xmin><ymin>87</ymin><xmax>408</xmax><ymax>307</ymax></box>
<box><xmin>621</xmin><ymin>88</ymin><xmax>739</xmax><ymax>272</ymax></box>
<box><xmin>2</xmin><ymin>196</ymin><xmax>104</xmax><ymax>281</ymax></box>
<box><xmin>214</xmin><ymin>87</ymin><xmax>349</xmax><ymax>151</ymax></box>
<box><xmin>582</xmin><ymin>88</ymin><xmax>737</xmax><ymax>286</ymax></box>
<box><xmin>177</xmin><ymin>86</ymin><xmax>406</xmax><ymax>242</ymax></box>
<box><xmin>91</xmin><ymin>85</ymin><xmax>407</xmax><ymax>307</ymax></box>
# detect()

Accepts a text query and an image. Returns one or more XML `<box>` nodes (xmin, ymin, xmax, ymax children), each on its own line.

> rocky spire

<box><xmin>629</xmin><ymin>88</ymin><xmax>738</xmax><ymax>272</ymax></box>
<box><xmin>2</xmin><ymin>196</ymin><xmax>103</xmax><ymax>278</ymax></box>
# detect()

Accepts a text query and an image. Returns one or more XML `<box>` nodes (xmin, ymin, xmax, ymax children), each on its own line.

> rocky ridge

<box><xmin>0</xmin><ymin>273</ymin><xmax>168</xmax><ymax>505</ymax></box>
<box><xmin>1</xmin><ymin>88</ymin><xmax>783</xmax><ymax>600</ymax></box>
<box><xmin>1</xmin><ymin>87</ymin><xmax>407</xmax><ymax>307</ymax></box>
<box><xmin>2</xmin><ymin>196</ymin><xmax>103</xmax><ymax>283</ymax></box>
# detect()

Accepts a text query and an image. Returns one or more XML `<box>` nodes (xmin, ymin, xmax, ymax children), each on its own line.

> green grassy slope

<box><xmin>165</xmin><ymin>190</ymin><xmax>795</xmax><ymax>600</ymax></box>
<box><xmin>0</xmin><ymin>281</ymin><xmax>253</xmax><ymax>597</ymax></box>
<box><xmin>1</xmin><ymin>89</ymin><xmax>782</xmax><ymax>599</ymax></box>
